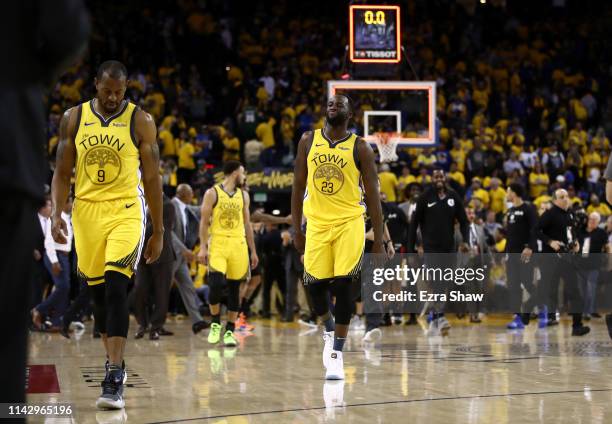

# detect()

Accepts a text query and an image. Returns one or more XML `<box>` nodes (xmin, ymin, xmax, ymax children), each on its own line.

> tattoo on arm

<box><xmin>149</xmin><ymin>142</ymin><xmax>160</xmax><ymax>162</ymax></box>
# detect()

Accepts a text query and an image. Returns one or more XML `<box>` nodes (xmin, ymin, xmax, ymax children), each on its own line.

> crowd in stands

<box><xmin>30</xmin><ymin>0</ymin><xmax>612</xmax><ymax>330</ymax></box>
<box><xmin>44</xmin><ymin>1</ymin><xmax>612</xmax><ymax>214</ymax></box>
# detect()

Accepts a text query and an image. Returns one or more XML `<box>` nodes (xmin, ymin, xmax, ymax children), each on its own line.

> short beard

<box><xmin>326</xmin><ymin>114</ymin><xmax>346</xmax><ymax>127</ymax></box>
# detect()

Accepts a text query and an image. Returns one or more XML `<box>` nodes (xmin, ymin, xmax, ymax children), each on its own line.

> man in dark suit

<box><xmin>0</xmin><ymin>1</ymin><xmax>89</xmax><ymax>406</ymax></box>
<box><xmin>171</xmin><ymin>184</ymin><xmax>208</xmax><ymax>333</ymax></box>
<box><xmin>132</xmin><ymin>195</ymin><xmax>177</xmax><ymax>339</ymax></box>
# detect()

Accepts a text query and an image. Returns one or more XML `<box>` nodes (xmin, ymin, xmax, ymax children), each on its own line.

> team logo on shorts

<box><xmin>84</xmin><ymin>146</ymin><xmax>121</xmax><ymax>185</ymax></box>
<box><xmin>313</xmin><ymin>164</ymin><xmax>344</xmax><ymax>195</ymax></box>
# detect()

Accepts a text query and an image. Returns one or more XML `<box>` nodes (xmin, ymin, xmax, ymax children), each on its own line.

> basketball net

<box><xmin>373</xmin><ymin>132</ymin><xmax>400</xmax><ymax>163</ymax></box>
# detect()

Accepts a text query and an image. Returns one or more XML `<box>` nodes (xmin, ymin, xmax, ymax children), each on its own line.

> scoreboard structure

<box><xmin>349</xmin><ymin>4</ymin><xmax>401</xmax><ymax>64</ymax></box>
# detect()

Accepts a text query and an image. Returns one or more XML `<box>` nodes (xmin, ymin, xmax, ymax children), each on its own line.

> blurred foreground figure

<box><xmin>0</xmin><ymin>0</ymin><xmax>89</xmax><ymax>407</ymax></box>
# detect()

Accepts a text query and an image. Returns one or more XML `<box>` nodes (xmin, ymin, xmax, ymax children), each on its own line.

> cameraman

<box><xmin>535</xmin><ymin>189</ymin><xmax>589</xmax><ymax>336</ymax></box>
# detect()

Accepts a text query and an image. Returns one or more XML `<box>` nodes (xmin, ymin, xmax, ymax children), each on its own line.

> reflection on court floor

<box><xmin>27</xmin><ymin>316</ymin><xmax>612</xmax><ymax>423</ymax></box>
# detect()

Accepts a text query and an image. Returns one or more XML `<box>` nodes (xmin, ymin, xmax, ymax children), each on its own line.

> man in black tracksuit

<box><xmin>408</xmin><ymin>168</ymin><xmax>469</xmax><ymax>335</ymax></box>
<box><xmin>504</xmin><ymin>183</ymin><xmax>538</xmax><ymax>329</ymax></box>
<box><xmin>536</xmin><ymin>188</ymin><xmax>589</xmax><ymax>336</ymax></box>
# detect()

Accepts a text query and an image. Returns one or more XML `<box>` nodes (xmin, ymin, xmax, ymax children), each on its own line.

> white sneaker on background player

<box><xmin>362</xmin><ymin>327</ymin><xmax>382</xmax><ymax>343</ymax></box>
<box><xmin>323</xmin><ymin>331</ymin><xmax>334</xmax><ymax>368</ymax></box>
<box><xmin>325</xmin><ymin>350</ymin><xmax>345</xmax><ymax>380</ymax></box>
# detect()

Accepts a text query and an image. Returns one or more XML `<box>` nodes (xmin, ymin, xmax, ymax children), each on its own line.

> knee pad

<box><xmin>226</xmin><ymin>279</ymin><xmax>241</xmax><ymax>312</ymax></box>
<box><xmin>104</xmin><ymin>271</ymin><xmax>130</xmax><ymax>338</ymax></box>
<box><xmin>308</xmin><ymin>283</ymin><xmax>330</xmax><ymax>317</ymax></box>
<box><xmin>208</xmin><ymin>272</ymin><xmax>226</xmax><ymax>306</ymax></box>
<box><xmin>90</xmin><ymin>283</ymin><xmax>107</xmax><ymax>334</ymax></box>
<box><xmin>331</xmin><ymin>279</ymin><xmax>352</xmax><ymax>325</ymax></box>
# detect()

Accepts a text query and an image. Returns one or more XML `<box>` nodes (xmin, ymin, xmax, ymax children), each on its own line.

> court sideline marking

<box><xmin>146</xmin><ymin>387</ymin><xmax>612</xmax><ymax>423</ymax></box>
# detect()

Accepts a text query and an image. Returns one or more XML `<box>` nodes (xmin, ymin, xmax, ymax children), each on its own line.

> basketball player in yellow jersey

<box><xmin>197</xmin><ymin>161</ymin><xmax>258</xmax><ymax>347</ymax></box>
<box><xmin>50</xmin><ymin>61</ymin><xmax>163</xmax><ymax>410</ymax></box>
<box><xmin>292</xmin><ymin>94</ymin><xmax>384</xmax><ymax>380</ymax></box>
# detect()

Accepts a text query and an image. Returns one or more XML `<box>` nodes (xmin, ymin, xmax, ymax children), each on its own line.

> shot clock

<box><xmin>349</xmin><ymin>5</ymin><xmax>401</xmax><ymax>63</ymax></box>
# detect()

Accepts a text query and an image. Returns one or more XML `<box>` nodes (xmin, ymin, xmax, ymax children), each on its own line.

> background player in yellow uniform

<box><xmin>198</xmin><ymin>161</ymin><xmax>258</xmax><ymax>347</ymax></box>
<box><xmin>292</xmin><ymin>95</ymin><xmax>384</xmax><ymax>380</ymax></box>
<box><xmin>50</xmin><ymin>61</ymin><xmax>163</xmax><ymax>410</ymax></box>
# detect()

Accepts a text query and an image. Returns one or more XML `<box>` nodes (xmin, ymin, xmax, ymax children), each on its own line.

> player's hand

<box><xmin>197</xmin><ymin>245</ymin><xmax>208</xmax><ymax>265</ymax></box>
<box><xmin>520</xmin><ymin>247</ymin><xmax>533</xmax><ymax>263</ymax></box>
<box><xmin>182</xmin><ymin>249</ymin><xmax>195</xmax><ymax>263</ymax></box>
<box><xmin>294</xmin><ymin>231</ymin><xmax>305</xmax><ymax>253</ymax></box>
<box><xmin>549</xmin><ymin>240</ymin><xmax>562</xmax><ymax>252</ymax></box>
<box><xmin>144</xmin><ymin>232</ymin><xmax>164</xmax><ymax>264</ymax></box>
<box><xmin>51</xmin><ymin>262</ymin><xmax>62</xmax><ymax>276</ymax></box>
<box><xmin>51</xmin><ymin>214</ymin><xmax>68</xmax><ymax>244</ymax></box>
<box><xmin>572</xmin><ymin>242</ymin><xmax>580</xmax><ymax>253</ymax></box>
<box><xmin>386</xmin><ymin>242</ymin><xmax>396</xmax><ymax>260</ymax></box>
<box><xmin>250</xmin><ymin>252</ymin><xmax>259</xmax><ymax>269</ymax></box>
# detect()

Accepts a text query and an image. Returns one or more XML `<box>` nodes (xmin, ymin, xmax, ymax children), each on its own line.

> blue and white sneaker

<box><xmin>507</xmin><ymin>315</ymin><xmax>525</xmax><ymax>330</ymax></box>
<box><xmin>96</xmin><ymin>366</ymin><xmax>126</xmax><ymax>410</ymax></box>
<box><xmin>538</xmin><ymin>306</ymin><xmax>548</xmax><ymax>328</ymax></box>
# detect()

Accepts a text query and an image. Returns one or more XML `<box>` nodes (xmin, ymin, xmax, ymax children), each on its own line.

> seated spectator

<box><xmin>488</xmin><ymin>178</ymin><xmax>507</xmax><ymax>215</ymax></box>
<box><xmin>587</xmin><ymin>194</ymin><xmax>612</xmax><ymax>218</ymax></box>
<box><xmin>448</xmin><ymin>162</ymin><xmax>466</xmax><ymax>188</ymax></box>
<box><xmin>529</xmin><ymin>162</ymin><xmax>549</xmax><ymax>198</ymax></box>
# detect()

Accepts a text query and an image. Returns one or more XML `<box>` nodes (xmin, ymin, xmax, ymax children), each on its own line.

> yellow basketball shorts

<box><xmin>72</xmin><ymin>197</ymin><xmax>146</xmax><ymax>285</ymax></box>
<box><xmin>303</xmin><ymin>215</ymin><xmax>365</xmax><ymax>284</ymax></box>
<box><xmin>208</xmin><ymin>235</ymin><xmax>249</xmax><ymax>280</ymax></box>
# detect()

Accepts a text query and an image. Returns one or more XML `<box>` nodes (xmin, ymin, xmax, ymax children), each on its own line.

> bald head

<box><xmin>552</xmin><ymin>188</ymin><xmax>569</xmax><ymax>210</ymax></box>
<box><xmin>176</xmin><ymin>184</ymin><xmax>194</xmax><ymax>204</ymax></box>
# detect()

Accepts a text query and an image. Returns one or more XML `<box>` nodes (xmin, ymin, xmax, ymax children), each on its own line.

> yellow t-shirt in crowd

<box><xmin>378</xmin><ymin>171</ymin><xmax>399</xmax><ymax>202</ymax></box>
<box><xmin>448</xmin><ymin>171</ymin><xmax>466</xmax><ymax>187</ymax></box>
<box><xmin>159</xmin><ymin>129</ymin><xmax>178</xmax><ymax>157</ymax></box>
<box><xmin>256</xmin><ymin>118</ymin><xmax>276</xmax><ymax>148</ymax></box>
<box><xmin>178</xmin><ymin>142</ymin><xmax>196</xmax><ymax>170</ymax></box>
<box><xmin>223</xmin><ymin>137</ymin><xmax>241</xmax><ymax>162</ymax></box>
<box><xmin>450</xmin><ymin>148</ymin><xmax>466</xmax><ymax>172</ymax></box>
<box><xmin>472</xmin><ymin>188</ymin><xmax>490</xmax><ymax>205</ymax></box>
<box><xmin>489</xmin><ymin>187</ymin><xmax>507</xmax><ymax>214</ymax></box>
<box><xmin>587</xmin><ymin>203</ymin><xmax>612</xmax><ymax>217</ymax></box>
<box><xmin>529</xmin><ymin>172</ymin><xmax>549</xmax><ymax>198</ymax></box>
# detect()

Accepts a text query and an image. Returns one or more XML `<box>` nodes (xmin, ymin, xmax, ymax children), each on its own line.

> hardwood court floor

<box><xmin>27</xmin><ymin>315</ymin><xmax>612</xmax><ymax>423</ymax></box>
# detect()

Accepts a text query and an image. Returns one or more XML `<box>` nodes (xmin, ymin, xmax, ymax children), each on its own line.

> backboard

<box><xmin>327</xmin><ymin>80</ymin><xmax>437</xmax><ymax>149</ymax></box>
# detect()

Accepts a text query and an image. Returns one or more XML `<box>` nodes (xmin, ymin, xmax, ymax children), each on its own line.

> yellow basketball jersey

<box><xmin>303</xmin><ymin>129</ymin><xmax>365</xmax><ymax>225</ymax></box>
<box><xmin>210</xmin><ymin>184</ymin><xmax>245</xmax><ymax>238</ymax></box>
<box><xmin>74</xmin><ymin>100</ymin><xmax>142</xmax><ymax>201</ymax></box>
